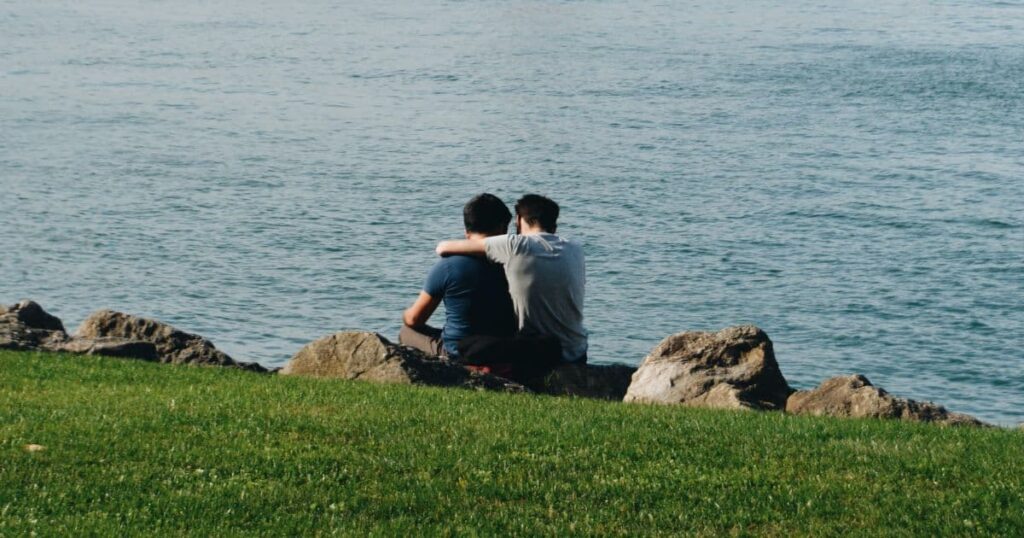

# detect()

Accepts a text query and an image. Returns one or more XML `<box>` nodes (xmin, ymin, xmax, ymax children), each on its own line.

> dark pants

<box><xmin>398</xmin><ymin>324</ymin><xmax>448</xmax><ymax>358</ymax></box>
<box><xmin>456</xmin><ymin>334</ymin><xmax>563</xmax><ymax>382</ymax></box>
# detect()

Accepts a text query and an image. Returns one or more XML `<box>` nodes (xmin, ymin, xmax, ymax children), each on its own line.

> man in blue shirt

<box><xmin>399</xmin><ymin>193</ymin><xmax>516</xmax><ymax>359</ymax></box>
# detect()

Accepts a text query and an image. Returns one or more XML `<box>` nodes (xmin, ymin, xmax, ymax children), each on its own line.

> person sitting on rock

<box><xmin>435</xmin><ymin>194</ymin><xmax>588</xmax><ymax>364</ymax></box>
<box><xmin>399</xmin><ymin>193</ymin><xmax>516</xmax><ymax>359</ymax></box>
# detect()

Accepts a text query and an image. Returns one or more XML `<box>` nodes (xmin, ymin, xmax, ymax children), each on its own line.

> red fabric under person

<box><xmin>464</xmin><ymin>363</ymin><xmax>515</xmax><ymax>378</ymax></box>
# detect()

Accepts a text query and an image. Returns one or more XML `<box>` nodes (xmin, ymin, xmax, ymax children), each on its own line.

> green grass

<box><xmin>2</xmin><ymin>350</ymin><xmax>1022</xmax><ymax>536</ymax></box>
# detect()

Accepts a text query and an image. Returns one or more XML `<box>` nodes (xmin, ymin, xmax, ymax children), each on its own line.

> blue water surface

<box><xmin>2</xmin><ymin>0</ymin><xmax>1022</xmax><ymax>424</ymax></box>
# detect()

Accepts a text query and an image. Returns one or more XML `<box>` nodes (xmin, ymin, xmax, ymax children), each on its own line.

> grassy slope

<box><xmin>1</xmin><ymin>351</ymin><xmax>1022</xmax><ymax>536</ymax></box>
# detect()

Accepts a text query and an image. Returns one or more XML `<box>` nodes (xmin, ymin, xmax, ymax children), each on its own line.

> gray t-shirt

<box><xmin>484</xmin><ymin>233</ymin><xmax>588</xmax><ymax>362</ymax></box>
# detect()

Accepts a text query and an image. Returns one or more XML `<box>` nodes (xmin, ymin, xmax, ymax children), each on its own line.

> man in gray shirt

<box><xmin>436</xmin><ymin>194</ymin><xmax>588</xmax><ymax>363</ymax></box>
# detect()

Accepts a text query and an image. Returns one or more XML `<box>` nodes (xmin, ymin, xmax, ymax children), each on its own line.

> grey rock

<box><xmin>0</xmin><ymin>300</ymin><xmax>70</xmax><ymax>351</ymax></box>
<box><xmin>0</xmin><ymin>300</ymin><xmax>160</xmax><ymax>362</ymax></box>
<box><xmin>1</xmin><ymin>300</ymin><xmax>66</xmax><ymax>332</ymax></box>
<box><xmin>525</xmin><ymin>362</ymin><xmax>636</xmax><ymax>400</ymax></box>
<box><xmin>76</xmin><ymin>310</ymin><xmax>267</xmax><ymax>372</ymax></box>
<box><xmin>785</xmin><ymin>375</ymin><xmax>986</xmax><ymax>427</ymax></box>
<box><xmin>281</xmin><ymin>331</ymin><xmax>524</xmax><ymax>392</ymax></box>
<box><xmin>624</xmin><ymin>325</ymin><xmax>791</xmax><ymax>410</ymax></box>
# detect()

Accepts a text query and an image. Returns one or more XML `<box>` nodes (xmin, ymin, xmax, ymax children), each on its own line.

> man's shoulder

<box><xmin>425</xmin><ymin>256</ymin><xmax>469</xmax><ymax>296</ymax></box>
<box><xmin>438</xmin><ymin>254</ymin><xmax>491</xmax><ymax>276</ymax></box>
<box><xmin>533</xmin><ymin>234</ymin><xmax>583</xmax><ymax>253</ymax></box>
<box><xmin>484</xmin><ymin>233</ymin><xmax>516</xmax><ymax>250</ymax></box>
<box><xmin>486</xmin><ymin>233</ymin><xmax>582</xmax><ymax>259</ymax></box>
<box><xmin>509</xmin><ymin>233</ymin><xmax>556</xmax><ymax>251</ymax></box>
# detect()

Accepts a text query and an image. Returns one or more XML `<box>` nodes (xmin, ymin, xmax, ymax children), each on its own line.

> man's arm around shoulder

<box><xmin>437</xmin><ymin>234</ymin><xmax>519</xmax><ymax>265</ymax></box>
<box><xmin>435</xmin><ymin>237</ymin><xmax>488</xmax><ymax>257</ymax></box>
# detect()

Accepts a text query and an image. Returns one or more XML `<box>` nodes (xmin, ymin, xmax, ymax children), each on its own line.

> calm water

<box><xmin>2</xmin><ymin>0</ymin><xmax>1022</xmax><ymax>424</ymax></box>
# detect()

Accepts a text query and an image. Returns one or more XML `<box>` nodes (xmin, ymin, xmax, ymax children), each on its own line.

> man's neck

<box><xmin>519</xmin><ymin>225</ymin><xmax>549</xmax><ymax>236</ymax></box>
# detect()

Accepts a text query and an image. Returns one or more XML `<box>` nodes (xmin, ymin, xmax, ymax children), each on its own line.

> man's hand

<box><xmin>436</xmin><ymin>238</ymin><xmax>487</xmax><ymax>257</ymax></box>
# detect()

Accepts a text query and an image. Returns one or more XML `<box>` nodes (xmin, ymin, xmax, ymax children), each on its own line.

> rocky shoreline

<box><xmin>1</xmin><ymin>299</ymin><xmax>992</xmax><ymax>427</ymax></box>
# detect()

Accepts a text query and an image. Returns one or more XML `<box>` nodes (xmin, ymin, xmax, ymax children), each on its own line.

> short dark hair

<box><xmin>515</xmin><ymin>194</ymin><xmax>560</xmax><ymax>233</ymax></box>
<box><xmin>463</xmin><ymin>193</ymin><xmax>512</xmax><ymax>234</ymax></box>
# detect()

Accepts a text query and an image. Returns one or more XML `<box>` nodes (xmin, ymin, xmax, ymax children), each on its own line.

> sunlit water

<box><xmin>2</xmin><ymin>0</ymin><xmax>1022</xmax><ymax>424</ymax></box>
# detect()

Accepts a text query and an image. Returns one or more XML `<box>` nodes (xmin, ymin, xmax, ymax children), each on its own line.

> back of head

<box><xmin>515</xmin><ymin>194</ymin><xmax>560</xmax><ymax>233</ymax></box>
<box><xmin>464</xmin><ymin>193</ymin><xmax>512</xmax><ymax>236</ymax></box>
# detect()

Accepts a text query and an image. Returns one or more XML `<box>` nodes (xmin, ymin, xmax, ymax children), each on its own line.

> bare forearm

<box><xmin>402</xmin><ymin>308</ymin><xmax>421</xmax><ymax>328</ymax></box>
<box><xmin>436</xmin><ymin>238</ymin><xmax>486</xmax><ymax>257</ymax></box>
<box><xmin>404</xmin><ymin>291</ymin><xmax>440</xmax><ymax>327</ymax></box>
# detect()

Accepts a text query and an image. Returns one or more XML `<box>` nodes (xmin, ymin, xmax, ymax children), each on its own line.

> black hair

<box><xmin>463</xmin><ymin>193</ymin><xmax>512</xmax><ymax>234</ymax></box>
<box><xmin>514</xmin><ymin>194</ymin><xmax>560</xmax><ymax>233</ymax></box>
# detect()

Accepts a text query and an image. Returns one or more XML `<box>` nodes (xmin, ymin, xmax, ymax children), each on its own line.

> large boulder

<box><xmin>525</xmin><ymin>362</ymin><xmax>637</xmax><ymax>400</ymax></box>
<box><xmin>786</xmin><ymin>375</ymin><xmax>985</xmax><ymax>426</ymax></box>
<box><xmin>281</xmin><ymin>331</ymin><xmax>524</xmax><ymax>392</ymax></box>
<box><xmin>76</xmin><ymin>310</ymin><xmax>266</xmax><ymax>372</ymax></box>
<box><xmin>624</xmin><ymin>326</ymin><xmax>791</xmax><ymax>410</ymax></box>
<box><xmin>0</xmin><ymin>300</ymin><xmax>70</xmax><ymax>351</ymax></box>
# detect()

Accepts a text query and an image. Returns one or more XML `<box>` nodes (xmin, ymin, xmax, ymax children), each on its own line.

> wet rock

<box><xmin>76</xmin><ymin>310</ymin><xmax>267</xmax><ymax>372</ymax></box>
<box><xmin>624</xmin><ymin>325</ymin><xmax>791</xmax><ymax>410</ymax></box>
<box><xmin>525</xmin><ymin>362</ymin><xmax>636</xmax><ymax>400</ymax></box>
<box><xmin>281</xmin><ymin>331</ymin><xmax>524</xmax><ymax>392</ymax></box>
<box><xmin>785</xmin><ymin>375</ymin><xmax>986</xmax><ymax>427</ymax></box>
<box><xmin>0</xmin><ymin>300</ymin><xmax>70</xmax><ymax>351</ymax></box>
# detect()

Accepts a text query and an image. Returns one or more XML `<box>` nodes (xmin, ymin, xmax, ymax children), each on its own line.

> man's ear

<box><xmin>465</xmin><ymin>231</ymin><xmax>471</xmax><ymax>239</ymax></box>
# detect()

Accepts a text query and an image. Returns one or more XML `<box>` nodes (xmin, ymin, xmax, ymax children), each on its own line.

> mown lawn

<box><xmin>1</xmin><ymin>350</ymin><xmax>1022</xmax><ymax>536</ymax></box>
